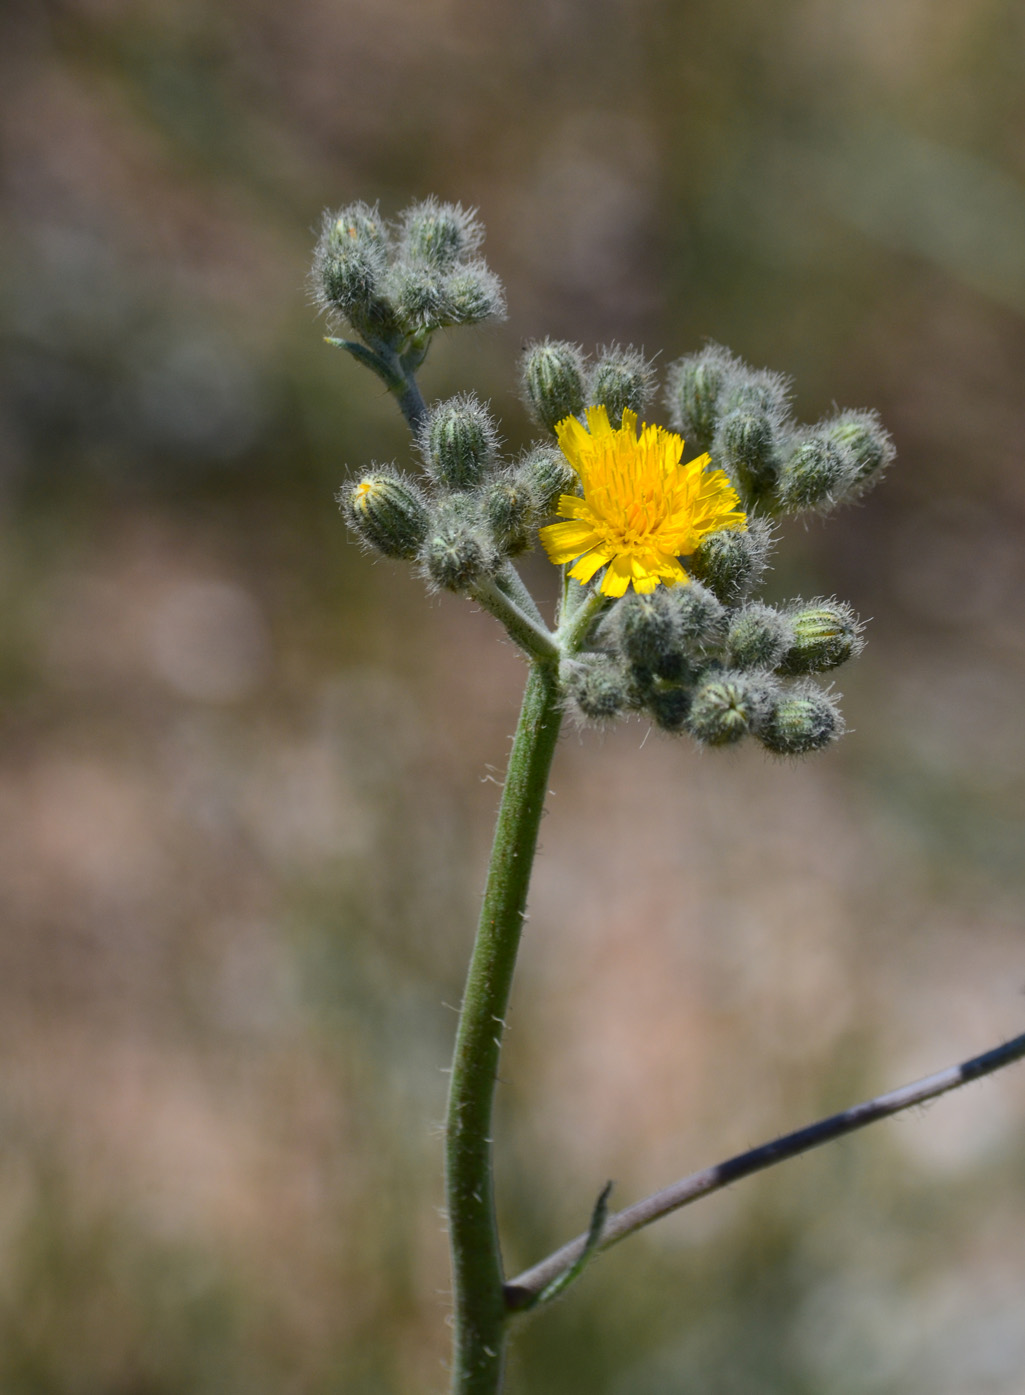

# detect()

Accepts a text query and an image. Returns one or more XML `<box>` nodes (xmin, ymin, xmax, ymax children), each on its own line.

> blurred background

<box><xmin>3</xmin><ymin>0</ymin><xmax>1025</xmax><ymax>1390</ymax></box>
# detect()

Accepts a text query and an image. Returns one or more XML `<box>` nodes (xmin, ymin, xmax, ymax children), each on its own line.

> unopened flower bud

<box><xmin>564</xmin><ymin>656</ymin><xmax>631</xmax><ymax>723</ymax></box>
<box><xmin>387</xmin><ymin>261</ymin><xmax>505</xmax><ymax>336</ymax></box>
<box><xmin>759</xmin><ymin>683</ymin><xmax>843</xmax><ymax>754</ymax></box>
<box><xmin>517</xmin><ymin>444</ymin><xmax>577</xmax><ymax>513</ymax></box>
<box><xmin>720</xmin><ymin>368</ymin><xmax>790</xmax><ymax>421</ymax></box>
<box><xmin>440</xmin><ymin>261</ymin><xmax>507</xmax><ymax>325</ymax></box>
<box><xmin>778</xmin><ymin>601</ymin><xmax>863</xmax><ymax>675</ymax></box>
<box><xmin>822</xmin><ymin>409</ymin><xmax>895</xmax><ymax>485</ymax></box>
<box><xmin>725</xmin><ymin>603</ymin><xmax>794</xmax><ymax>670</ymax></box>
<box><xmin>689</xmin><ymin>519</ymin><xmax>772</xmax><ymax>605</ymax></box>
<box><xmin>664</xmin><ymin>344</ymin><xmax>741</xmax><ymax>453</ymax></box>
<box><xmin>646</xmin><ymin>684</ymin><xmax>692</xmax><ymax>734</ymax></box>
<box><xmin>587</xmin><ymin>346</ymin><xmax>656</xmax><ymax>423</ymax></box>
<box><xmin>483</xmin><ymin>474</ymin><xmax>534</xmax><ymax>555</ymax></box>
<box><xmin>714</xmin><ymin>407</ymin><xmax>782</xmax><ymax>504</ymax></box>
<box><xmin>521</xmin><ymin>340</ymin><xmax>586</xmax><ymax>433</ymax></box>
<box><xmin>386</xmin><ymin>263</ymin><xmax>446</xmax><ymax>336</ymax></box>
<box><xmin>398</xmin><ymin>199</ymin><xmax>482</xmax><ymax>271</ymax></box>
<box><xmin>687</xmin><ymin>671</ymin><xmax>778</xmax><ymax>746</ymax></box>
<box><xmin>600</xmin><ymin>590</ymin><xmax>687</xmax><ymax>680</ymax></box>
<box><xmin>421</xmin><ymin>495</ymin><xmax>497</xmax><ymax>592</ymax></box>
<box><xmin>422</xmin><ymin>395</ymin><xmax>499</xmax><ymax>490</ymax></box>
<box><xmin>341</xmin><ymin>467</ymin><xmax>430</xmax><ymax>560</ymax></box>
<box><xmin>313</xmin><ymin>203</ymin><xmax>396</xmax><ymax>339</ymax></box>
<box><xmin>663</xmin><ymin>581</ymin><xmax>728</xmax><ymax>652</ymax></box>
<box><xmin>776</xmin><ymin>435</ymin><xmax>857</xmax><ymax>514</ymax></box>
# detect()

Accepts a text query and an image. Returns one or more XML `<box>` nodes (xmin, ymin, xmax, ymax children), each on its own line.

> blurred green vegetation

<box><xmin>3</xmin><ymin>0</ymin><xmax>1025</xmax><ymax>1390</ymax></box>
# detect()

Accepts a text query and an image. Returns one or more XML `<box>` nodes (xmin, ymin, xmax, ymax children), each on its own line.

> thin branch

<box><xmin>555</xmin><ymin>584</ymin><xmax>611</xmax><ymax>654</ymax></box>
<box><xmin>495</xmin><ymin>562</ymin><xmax>547</xmax><ymax>629</ymax></box>
<box><xmin>504</xmin><ymin>1029</ymin><xmax>1025</xmax><ymax>1310</ymax></box>
<box><xmin>471</xmin><ymin>577</ymin><xmax>560</xmax><ymax>663</ymax></box>
<box><xmin>324</xmin><ymin>337</ymin><xmax>404</xmax><ymax>391</ymax></box>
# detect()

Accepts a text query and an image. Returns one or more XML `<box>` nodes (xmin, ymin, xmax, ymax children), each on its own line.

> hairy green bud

<box><xmin>759</xmin><ymin>683</ymin><xmax>843</xmax><ymax>755</ymax></box>
<box><xmin>521</xmin><ymin>340</ymin><xmax>586</xmax><ymax>433</ymax></box>
<box><xmin>599</xmin><ymin>590</ymin><xmax>688</xmax><ymax>680</ymax></box>
<box><xmin>714</xmin><ymin>407</ymin><xmax>783</xmax><ymax>505</ymax></box>
<box><xmin>385</xmin><ymin>263</ymin><xmax>446</xmax><ymax>336</ymax></box>
<box><xmin>778</xmin><ymin>601</ymin><xmax>863</xmax><ymax>675</ymax></box>
<box><xmin>822</xmin><ymin>409</ymin><xmax>895</xmax><ymax>487</ymax></box>
<box><xmin>516</xmin><ymin>444</ymin><xmax>577</xmax><ymax>514</ymax></box>
<box><xmin>704</xmin><ymin>366</ymin><xmax>792</xmax><ymax>505</ymax></box>
<box><xmin>663</xmin><ymin>581</ymin><xmax>728</xmax><ymax>652</ymax></box>
<box><xmin>587</xmin><ymin>345</ymin><xmax>656</xmax><ymax>423</ymax></box>
<box><xmin>720</xmin><ymin>368</ymin><xmax>790</xmax><ymax>421</ymax></box>
<box><xmin>646</xmin><ymin>684</ymin><xmax>692</xmax><ymax>734</ymax></box>
<box><xmin>442</xmin><ymin>261</ymin><xmax>507</xmax><ymax>325</ymax></box>
<box><xmin>688</xmin><ymin>670</ymin><xmax>779</xmax><ymax>746</ymax></box>
<box><xmin>398</xmin><ymin>198</ymin><xmax>483</xmax><ymax>271</ymax></box>
<box><xmin>664</xmin><ymin>344</ymin><xmax>741</xmax><ymax>453</ymax></box>
<box><xmin>386</xmin><ymin>260</ymin><xmax>505</xmax><ymax>337</ymax></box>
<box><xmin>421</xmin><ymin>395</ymin><xmax>499</xmax><ymax>490</ymax></box>
<box><xmin>421</xmin><ymin>495</ymin><xmax>498</xmax><ymax>592</ymax></box>
<box><xmin>776</xmin><ymin>434</ymin><xmax>857</xmax><ymax>514</ymax></box>
<box><xmin>482</xmin><ymin>473</ymin><xmax>534</xmax><ymax>555</ymax></box>
<box><xmin>689</xmin><ymin>519</ymin><xmax>772</xmax><ymax>605</ymax></box>
<box><xmin>564</xmin><ymin>656</ymin><xmax>631</xmax><ymax>724</ymax></box>
<box><xmin>725</xmin><ymin>603</ymin><xmax>794</xmax><ymax>670</ymax></box>
<box><xmin>341</xmin><ymin>467</ymin><xmax>430</xmax><ymax>560</ymax></box>
<box><xmin>313</xmin><ymin>203</ymin><xmax>396</xmax><ymax>340</ymax></box>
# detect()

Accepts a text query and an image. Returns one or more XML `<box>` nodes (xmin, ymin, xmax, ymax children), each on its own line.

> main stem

<box><xmin>445</xmin><ymin>659</ymin><xmax>564</xmax><ymax>1395</ymax></box>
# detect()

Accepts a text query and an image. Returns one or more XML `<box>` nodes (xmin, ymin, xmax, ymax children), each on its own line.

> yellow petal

<box><xmin>600</xmin><ymin>556</ymin><xmax>634</xmax><ymax>597</ymax></box>
<box><xmin>568</xmin><ymin>546</ymin><xmax>613</xmax><ymax>584</ymax></box>
<box><xmin>582</xmin><ymin>405</ymin><xmax>615</xmax><ymax>438</ymax></box>
<box><xmin>556</xmin><ymin>494</ymin><xmax>596</xmax><ymax>521</ymax></box>
<box><xmin>540</xmin><ymin>519</ymin><xmax>601</xmax><ymax>564</ymax></box>
<box><xmin>554</xmin><ymin>414</ymin><xmax>591</xmax><ymax>474</ymax></box>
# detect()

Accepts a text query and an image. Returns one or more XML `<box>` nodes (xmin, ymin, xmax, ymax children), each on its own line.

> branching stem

<box><xmin>503</xmin><ymin>1029</ymin><xmax>1025</xmax><ymax>1308</ymax></box>
<box><xmin>471</xmin><ymin>579</ymin><xmax>559</xmax><ymax>663</ymax></box>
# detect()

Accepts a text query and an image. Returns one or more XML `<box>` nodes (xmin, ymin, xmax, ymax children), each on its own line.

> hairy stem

<box><xmin>445</xmin><ymin>660</ymin><xmax>564</xmax><ymax>1394</ymax></box>
<box><xmin>395</xmin><ymin>368</ymin><xmax>427</xmax><ymax>432</ymax></box>
<box><xmin>471</xmin><ymin>579</ymin><xmax>559</xmax><ymax>663</ymax></box>
<box><xmin>496</xmin><ymin>562</ymin><xmax>547</xmax><ymax>629</ymax></box>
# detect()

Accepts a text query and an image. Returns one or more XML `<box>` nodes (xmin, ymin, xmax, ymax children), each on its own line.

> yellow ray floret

<box><xmin>539</xmin><ymin>405</ymin><xmax>747</xmax><ymax>597</ymax></box>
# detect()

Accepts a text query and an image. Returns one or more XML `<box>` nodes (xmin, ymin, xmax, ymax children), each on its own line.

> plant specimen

<box><xmin>312</xmin><ymin>198</ymin><xmax>1025</xmax><ymax>1395</ymax></box>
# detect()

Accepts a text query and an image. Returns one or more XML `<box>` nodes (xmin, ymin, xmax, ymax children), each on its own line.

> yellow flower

<box><xmin>539</xmin><ymin>406</ymin><xmax>747</xmax><ymax>597</ymax></box>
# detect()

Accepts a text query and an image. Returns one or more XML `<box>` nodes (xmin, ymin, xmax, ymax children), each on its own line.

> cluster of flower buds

<box><xmin>323</xmin><ymin>199</ymin><xmax>891</xmax><ymax>758</ymax></box>
<box><xmin>566</xmin><ymin>585</ymin><xmax>863</xmax><ymax>754</ymax></box>
<box><xmin>311</xmin><ymin>199</ymin><xmax>506</xmax><ymax>391</ymax></box>
<box><xmin>665</xmin><ymin>343</ymin><xmax>894</xmax><ymax>516</ymax></box>
<box><xmin>521</xmin><ymin>340</ymin><xmax>656</xmax><ymax>434</ymax></box>
<box><xmin>341</xmin><ymin>394</ymin><xmax>576</xmax><ymax>593</ymax></box>
<box><xmin>516</xmin><ymin>338</ymin><xmax>887</xmax><ymax>754</ymax></box>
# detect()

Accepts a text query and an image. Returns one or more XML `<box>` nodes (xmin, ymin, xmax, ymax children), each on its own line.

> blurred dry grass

<box><xmin>3</xmin><ymin>0</ymin><xmax>1025</xmax><ymax>1391</ymax></box>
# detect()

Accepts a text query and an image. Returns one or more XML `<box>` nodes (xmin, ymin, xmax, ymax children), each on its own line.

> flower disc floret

<box><xmin>540</xmin><ymin>406</ymin><xmax>747</xmax><ymax>597</ymax></box>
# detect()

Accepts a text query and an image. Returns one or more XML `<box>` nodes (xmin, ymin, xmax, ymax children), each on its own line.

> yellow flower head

<box><xmin>539</xmin><ymin>406</ymin><xmax>747</xmax><ymax>597</ymax></box>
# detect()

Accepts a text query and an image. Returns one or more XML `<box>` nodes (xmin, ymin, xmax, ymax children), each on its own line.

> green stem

<box><xmin>496</xmin><ymin>562</ymin><xmax>547</xmax><ymax>629</ymax></box>
<box><xmin>556</xmin><ymin>584</ymin><xmax>611</xmax><ymax>652</ymax></box>
<box><xmin>471</xmin><ymin>579</ymin><xmax>559</xmax><ymax>664</ymax></box>
<box><xmin>445</xmin><ymin>660</ymin><xmax>564</xmax><ymax>1395</ymax></box>
<box><xmin>395</xmin><ymin>369</ymin><xmax>427</xmax><ymax>432</ymax></box>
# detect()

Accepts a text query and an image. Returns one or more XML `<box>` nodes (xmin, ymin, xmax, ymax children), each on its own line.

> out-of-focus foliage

<box><xmin>2</xmin><ymin>0</ymin><xmax>1025</xmax><ymax>1391</ymax></box>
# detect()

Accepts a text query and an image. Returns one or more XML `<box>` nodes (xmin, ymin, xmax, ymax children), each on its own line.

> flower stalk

<box><xmin>444</xmin><ymin>658</ymin><xmax>563</xmax><ymax>1395</ymax></box>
